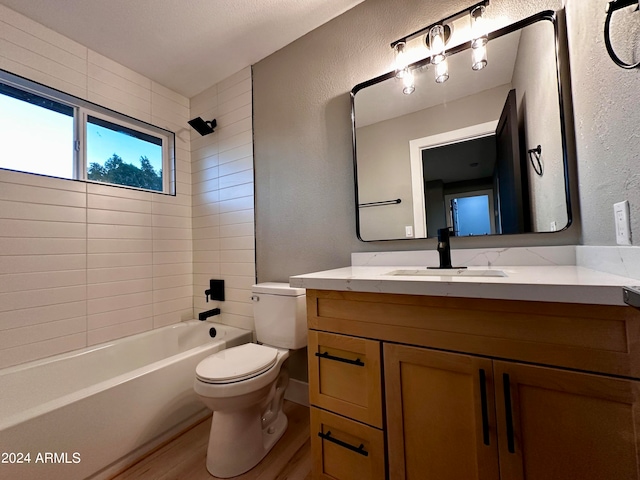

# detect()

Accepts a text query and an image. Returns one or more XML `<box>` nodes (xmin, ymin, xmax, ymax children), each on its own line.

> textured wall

<box><xmin>565</xmin><ymin>0</ymin><xmax>640</xmax><ymax>245</ymax></box>
<box><xmin>253</xmin><ymin>0</ymin><xmax>571</xmax><ymax>284</ymax></box>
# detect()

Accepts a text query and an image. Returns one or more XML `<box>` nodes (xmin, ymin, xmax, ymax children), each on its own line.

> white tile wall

<box><xmin>191</xmin><ymin>67</ymin><xmax>256</xmax><ymax>332</ymax></box>
<box><xmin>0</xmin><ymin>173</ymin><xmax>89</xmax><ymax>367</ymax></box>
<box><xmin>0</xmin><ymin>4</ymin><xmax>194</xmax><ymax>368</ymax></box>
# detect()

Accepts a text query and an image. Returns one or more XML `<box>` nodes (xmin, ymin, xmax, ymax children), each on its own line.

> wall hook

<box><xmin>527</xmin><ymin>145</ymin><xmax>543</xmax><ymax>176</ymax></box>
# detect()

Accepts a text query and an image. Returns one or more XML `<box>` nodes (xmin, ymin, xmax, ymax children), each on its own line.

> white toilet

<box><xmin>193</xmin><ymin>282</ymin><xmax>306</xmax><ymax>478</ymax></box>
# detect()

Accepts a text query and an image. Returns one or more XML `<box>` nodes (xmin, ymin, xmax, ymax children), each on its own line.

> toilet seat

<box><xmin>196</xmin><ymin>343</ymin><xmax>279</xmax><ymax>384</ymax></box>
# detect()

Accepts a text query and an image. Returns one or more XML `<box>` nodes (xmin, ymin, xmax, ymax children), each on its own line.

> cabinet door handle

<box><xmin>315</xmin><ymin>351</ymin><xmax>365</xmax><ymax>367</ymax></box>
<box><xmin>318</xmin><ymin>431</ymin><xmax>369</xmax><ymax>457</ymax></box>
<box><xmin>503</xmin><ymin>373</ymin><xmax>515</xmax><ymax>454</ymax></box>
<box><xmin>479</xmin><ymin>368</ymin><xmax>490</xmax><ymax>446</ymax></box>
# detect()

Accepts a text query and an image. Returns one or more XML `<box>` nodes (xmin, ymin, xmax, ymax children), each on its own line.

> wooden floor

<box><xmin>112</xmin><ymin>401</ymin><xmax>312</xmax><ymax>480</ymax></box>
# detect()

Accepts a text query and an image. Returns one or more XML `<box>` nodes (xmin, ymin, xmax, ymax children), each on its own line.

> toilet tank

<box><xmin>251</xmin><ymin>283</ymin><xmax>307</xmax><ymax>349</ymax></box>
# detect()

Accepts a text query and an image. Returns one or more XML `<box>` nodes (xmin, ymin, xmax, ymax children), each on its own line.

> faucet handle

<box><xmin>437</xmin><ymin>227</ymin><xmax>452</xmax><ymax>242</ymax></box>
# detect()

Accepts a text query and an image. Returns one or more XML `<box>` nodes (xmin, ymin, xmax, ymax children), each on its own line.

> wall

<box><xmin>190</xmin><ymin>67</ymin><xmax>256</xmax><ymax>332</ymax></box>
<box><xmin>565</xmin><ymin>0</ymin><xmax>640</xmax><ymax>245</ymax></box>
<box><xmin>253</xmin><ymin>0</ymin><xmax>575</xmax><ymax>283</ymax></box>
<box><xmin>0</xmin><ymin>5</ymin><xmax>193</xmax><ymax>369</ymax></box>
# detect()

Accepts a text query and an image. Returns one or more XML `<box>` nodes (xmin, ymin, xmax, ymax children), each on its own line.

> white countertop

<box><xmin>290</xmin><ymin>265</ymin><xmax>640</xmax><ymax>306</ymax></box>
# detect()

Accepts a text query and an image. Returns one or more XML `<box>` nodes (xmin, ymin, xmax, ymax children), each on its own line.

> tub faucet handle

<box><xmin>204</xmin><ymin>279</ymin><xmax>225</xmax><ymax>303</ymax></box>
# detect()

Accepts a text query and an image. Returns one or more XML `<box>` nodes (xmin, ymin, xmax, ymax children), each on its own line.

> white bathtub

<box><xmin>0</xmin><ymin>320</ymin><xmax>252</xmax><ymax>480</ymax></box>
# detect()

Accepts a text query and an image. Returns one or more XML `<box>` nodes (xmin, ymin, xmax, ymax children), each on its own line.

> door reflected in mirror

<box><xmin>352</xmin><ymin>11</ymin><xmax>572</xmax><ymax>241</ymax></box>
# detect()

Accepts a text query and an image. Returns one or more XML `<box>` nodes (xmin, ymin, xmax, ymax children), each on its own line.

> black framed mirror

<box><xmin>352</xmin><ymin>10</ymin><xmax>572</xmax><ymax>241</ymax></box>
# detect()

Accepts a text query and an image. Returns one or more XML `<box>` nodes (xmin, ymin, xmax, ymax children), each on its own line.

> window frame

<box><xmin>0</xmin><ymin>68</ymin><xmax>176</xmax><ymax>195</ymax></box>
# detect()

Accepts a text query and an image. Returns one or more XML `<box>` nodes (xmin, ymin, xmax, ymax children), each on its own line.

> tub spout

<box><xmin>198</xmin><ymin>308</ymin><xmax>221</xmax><ymax>321</ymax></box>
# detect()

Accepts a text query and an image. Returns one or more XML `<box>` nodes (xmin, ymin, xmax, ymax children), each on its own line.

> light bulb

<box><xmin>472</xmin><ymin>44</ymin><xmax>488</xmax><ymax>70</ymax></box>
<box><xmin>402</xmin><ymin>68</ymin><xmax>415</xmax><ymax>94</ymax></box>
<box><xmin>434</xmin><ymin>58</ymin><xmax>449</xmax><ymax>83</ymax></box>
<box><xmin>395</xmin><ymin>42</ymin><xmax>408</xmax><ymax>79</ymax></box>
<box><xmin>471</xmin><ymin>5</ymin><xmax>487</xmax><ymax>49</ymax></box>
<box><xmin>429</xmin><ymin>25</ymin><xmax>446</xmax><ymax>65</ymax></box>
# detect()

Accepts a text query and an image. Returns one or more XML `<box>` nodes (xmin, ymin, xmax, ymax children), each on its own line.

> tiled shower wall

<box><xmin>0</xmin><ymin>5</ymin><xmax>194</xmax><ymax>369</ymax></box>
<box><xmin>190</xmin><ymin>68</ymin><xmax>256</xmax><ymax>332</ymax></box>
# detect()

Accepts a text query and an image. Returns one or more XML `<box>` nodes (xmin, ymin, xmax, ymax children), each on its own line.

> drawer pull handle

<box><xmin>479</xmin><ymin>368</ymin><xmax>490</xmax><ymax>446</ymax></box>
<box><xmin>503</xmin><ymin>373</ymin><xmax>515</xmax><ymax>454</ymax></box>
<box><xmin>318</xmin><ymin>431</ymin><xmax>369</xmax><ymax>457</ymax></box>
<box><xmin>315</xmin><ymin>351</ymin><xmax>365</xmax><ymax>367</ymax></box>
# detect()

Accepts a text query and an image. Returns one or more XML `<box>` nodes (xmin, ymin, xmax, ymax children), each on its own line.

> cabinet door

<box><xmin>494</xmin><ymin>361</ymin><xmax>640</xmax><ymax>480</ymax></box>
<box><xmin>384</xmin><ymin>343</ymin><xmax>500</xmax><ymax>480</ymax></box>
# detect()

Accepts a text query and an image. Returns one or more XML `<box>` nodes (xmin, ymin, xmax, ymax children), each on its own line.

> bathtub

<box><xmin>0</xmin><ymin>320</ymin><xmax>252</xmax><ymax>480</ymax></box>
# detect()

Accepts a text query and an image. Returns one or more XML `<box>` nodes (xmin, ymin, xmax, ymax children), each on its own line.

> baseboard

<box><xmin>285</xmin><ymin>379</ymin><xmax>309</xmax><ymax>407</ymax></box>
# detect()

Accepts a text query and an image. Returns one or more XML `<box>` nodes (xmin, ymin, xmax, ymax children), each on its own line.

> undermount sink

<box><xmin>386</xmin><ymin>268</ymin><xmax>508</xmax><ymax>278</ymax></box>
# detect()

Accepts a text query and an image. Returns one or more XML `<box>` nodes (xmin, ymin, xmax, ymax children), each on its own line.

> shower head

<box><xmin>188</xmin><ymin>117</ymin><xmax>217</xmax><ymax>136</ymax></box>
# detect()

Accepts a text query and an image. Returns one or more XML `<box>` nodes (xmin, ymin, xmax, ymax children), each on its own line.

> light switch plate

<box><xmin>614</xmin><ymin>201</ymin><xmax>632</xmax><ymax>245</ymax></box>
<box><xmin>405</xmin><ymin>225</ymin><xmax>414</xmax><ymax>238</ymax></box>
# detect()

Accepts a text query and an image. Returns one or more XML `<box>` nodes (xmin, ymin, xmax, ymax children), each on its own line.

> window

<box><xmin>0</xmin><ymin>83</ymin><xmax>75</xmax><ymax>179</ymax></box>
<box><xmin>86</xmin><ymin>116</ymin><xmax>165</xmax><ymax>192</ymax></box>
<box><xmin>0</xmin><ymin>70</ymin><xmax>175</xmax><ymax>194</ymax></box>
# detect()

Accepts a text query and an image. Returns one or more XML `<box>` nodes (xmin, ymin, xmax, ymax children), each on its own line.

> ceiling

<box><xmin>0</xmin><ymin>0</ymin><xmax>364</xmax><ymax>98</ymax></box>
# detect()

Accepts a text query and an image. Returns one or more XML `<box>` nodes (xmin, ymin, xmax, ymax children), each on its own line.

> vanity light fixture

<box><xmin>394</xmin><ymin>41</ymin><xmax>408</xmax><ymax>78</ymax></box>
<box><xmin>389</xmin><ymin>0</ymin><xmax>490</xmax><ymax>90</ymax></box>
<box><xmin>429</xmin><ymin>25</ymin><xmax>449</xmax><ymax>83</ymax></box>
<box><xmin>429</xmin><ymin>25</ymin><xmax>447</xmax><ymax>65</ymax></box>
<box><xmin>434</xmin><ymin>58</ymin><xmax>450</xmax><ymax>83</ymax></box>
<box><xmin>395</xmin><ymin>41</ymin><xmax>416</xmax><ymax>94</ymax></box>
<box><xmin>402</xmin><ymin>68</ymin><xmax>416</xmax><ymax>94</ymax></box>
<box><xmin>470</xmin><ymin>5</ymin><xmax>488</xmax><ymax>70</ymax></box>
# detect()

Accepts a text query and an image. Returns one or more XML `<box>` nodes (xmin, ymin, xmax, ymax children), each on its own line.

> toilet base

<box><xmin>203</xmin><ymin>368</ymin><xmax>290</xmax><ymax>478</ymax></box>
<box><xmin>206</xmin><ymin>408</ymin><xmax>288</xmax><ymax>478</ymax></box>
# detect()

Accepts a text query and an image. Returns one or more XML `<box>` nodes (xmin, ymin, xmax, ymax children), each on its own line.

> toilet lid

<box><xmin>196</xmin><ymin>343</ymin><xmax>279</xmax><ymax>383</ymax></box>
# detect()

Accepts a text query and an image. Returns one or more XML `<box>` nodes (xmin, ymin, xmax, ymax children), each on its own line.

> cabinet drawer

<box><xmin>311</xmin><ymin>407</ymin><xmax>385</xmax><ymax>480</ymax></box>
<box><xmin>308</xmin><ymin>330</ymin><xmax>382</xmax><ymax>427</ymax></box>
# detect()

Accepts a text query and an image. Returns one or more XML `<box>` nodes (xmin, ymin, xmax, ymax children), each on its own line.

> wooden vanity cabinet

<box><xmin>307</xmin><ymin>289</ymin><xmax>640</xmax><ymax>480</ymax></box>
<box><xmin>385</xmin><ymin>344</ymin><xmax>640</xmax><ymax>480</ymax></box>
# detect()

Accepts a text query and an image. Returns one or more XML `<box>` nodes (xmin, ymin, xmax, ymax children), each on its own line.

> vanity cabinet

<box><xmin>385</xmin><ymin>344</ymin><xmax>640</xmax><ymax>480</ymax></box>
<box><xmin>306</xmin><ymin>289</ymin><xmax>640</xmax><ymax>480</ymax></box>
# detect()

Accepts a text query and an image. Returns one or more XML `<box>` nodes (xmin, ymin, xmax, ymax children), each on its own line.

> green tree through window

<box><xmin>88</xmin><ymin>154</ymin><xmax>162</xmax><ymax>191</ymax></box>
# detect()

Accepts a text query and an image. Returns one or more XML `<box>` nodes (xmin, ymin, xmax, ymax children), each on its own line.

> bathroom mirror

<box><xmin>352</xmin><ymin>11</ymin><xmax>572</xmax><ymax>241</ymax></box>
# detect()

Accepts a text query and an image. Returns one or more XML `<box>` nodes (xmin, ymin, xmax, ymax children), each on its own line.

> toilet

<box><xmin>193</xmin><ymin>282</ymin><xmax>306</xmax><ymax>478</ymax></box>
